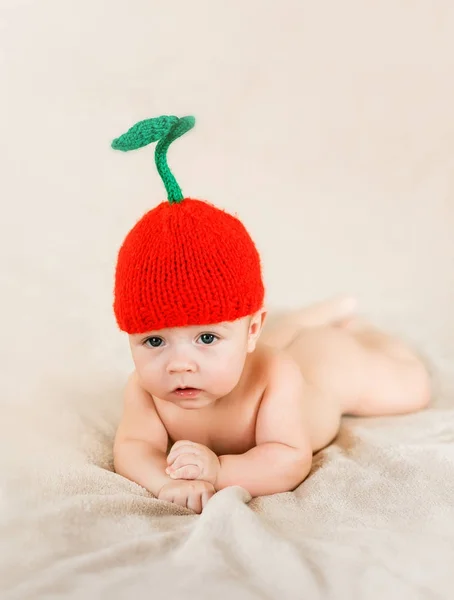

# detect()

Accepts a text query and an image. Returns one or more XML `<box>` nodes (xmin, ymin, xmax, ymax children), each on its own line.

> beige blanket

<box><xmin>1</xmin><ymin>346</ymin><xmax>454</xmax><ymax>599</ymax></box>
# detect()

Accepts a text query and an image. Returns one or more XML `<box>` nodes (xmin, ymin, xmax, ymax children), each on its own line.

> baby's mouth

<box><xmin>172</xmin><ymin>387</ymin><xmax>201</xmax><ymax>398</ymax></box>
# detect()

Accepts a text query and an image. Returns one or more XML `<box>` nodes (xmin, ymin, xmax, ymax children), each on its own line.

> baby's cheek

<box><xmin>137</xmin><ymin>364</ymin><xmax>164</xmax><ymax>392</ymax></box>
<box><xmin>208</xmin><ymin>362</ymin><xmax>244</xmax><ymax>395</ymax></box>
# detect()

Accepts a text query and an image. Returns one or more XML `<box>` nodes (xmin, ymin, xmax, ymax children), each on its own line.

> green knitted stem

<box><xmin>111</xmin><ymin>115</ymin><xmax>195</xmax><ymax>203</ymax></box>
<box><xmin>154</xmin><ymin>116</ymin><xmax>195</xmax><ymax>203</ymax></box>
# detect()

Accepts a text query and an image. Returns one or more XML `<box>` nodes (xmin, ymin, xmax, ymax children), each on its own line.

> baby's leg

<box><xmin>284</xmin><ymin>323</ymin><xmax>431</xmax><ymax>451</ymax></box>
<box><xmin>261</xmin><ymin>295</ymin><xmax>357</xmax><ymax>350</ymax></box>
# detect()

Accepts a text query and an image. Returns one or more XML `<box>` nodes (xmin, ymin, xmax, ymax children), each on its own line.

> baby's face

<box><xmin>128</xmin><ymin>312</ymin><xmax>265</xmax><ymax>409</ymax></box>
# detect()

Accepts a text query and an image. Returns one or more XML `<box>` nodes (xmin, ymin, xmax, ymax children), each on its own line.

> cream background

<box><xmin>1</xmin><ymin>1</ymin><xmax>454</xmax><ymax>598</ymax></box>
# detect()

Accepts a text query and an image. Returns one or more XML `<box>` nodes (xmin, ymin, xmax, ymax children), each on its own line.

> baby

<box><xmin>111</xmin><ymin>116</ymin><xmax>430</xmax><ymax>513</ymax></box>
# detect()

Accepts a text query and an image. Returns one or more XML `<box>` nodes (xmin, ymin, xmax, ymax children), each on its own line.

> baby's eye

<box><xmin>144</xmin><ymin>336</ymin><xmax>164</xmax><ymax>348</ymax></box>
<box><xmin>197</xmin><ymin>333</ymin><xmax>219</xmax><ymax>345</ymax></box>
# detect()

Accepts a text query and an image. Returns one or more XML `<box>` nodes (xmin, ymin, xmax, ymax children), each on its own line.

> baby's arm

<box><xmin>215</xmin><ymin>354</ymin><xmax>313</xmax><ymax>497</ymax></box>
<box><xmin>113</xmin><ymin>371</ymin><xmax>171</xmax><ymax>497</ymax></box>
<box><xmin>115</xmin><ymin>372</ymin><xmax>216</xmax><ymax>512</ymax></box>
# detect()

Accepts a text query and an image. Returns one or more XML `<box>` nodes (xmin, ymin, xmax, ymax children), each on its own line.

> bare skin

<box><xmin>113</xmin><ymin>296</ymin><xmax>431</xmax><ymax>513</ymax></box>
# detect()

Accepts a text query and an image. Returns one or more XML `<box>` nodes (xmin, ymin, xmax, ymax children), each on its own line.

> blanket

<box><xmin>1</xmin><ymin>343</ymin><xmax>454</xmax><ymax>599</ymax></box>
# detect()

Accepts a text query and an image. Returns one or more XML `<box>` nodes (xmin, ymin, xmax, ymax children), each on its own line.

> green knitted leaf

<box><xmin>111</xmin><ymin>116</ymin><xmax>179</xmax><ymax>151</ymax></box>
<box><xmin>112</xmin><ymin>115</ymin><xmax>195</xmax><ymax>203</ymax></box>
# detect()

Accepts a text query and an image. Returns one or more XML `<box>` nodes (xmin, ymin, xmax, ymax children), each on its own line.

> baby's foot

<box><xmin>291</xmin><ymin>295</ymin><xmax>358</xmax><ymax>329</ymax></box>
<box><xmin>260</xmin><ymin>296</ymin><xmax>358</xmax><ymax>350</ymax></box>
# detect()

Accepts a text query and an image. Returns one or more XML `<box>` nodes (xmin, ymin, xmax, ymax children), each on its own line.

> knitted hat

<box><xmin>112</xmin><ymin>115</ymin><xmax>264</xmax><ymax>334</ymax></box>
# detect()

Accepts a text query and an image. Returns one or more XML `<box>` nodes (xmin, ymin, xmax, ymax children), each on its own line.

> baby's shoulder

<box><xmin>251</xmin><ymin>343</ymin><xmax>302</xmax><ymax>387</ymax></box>
<box><xmin>248</xmin><ymin>345</ymin><xmax>306</xmax><ymax>418</ymax></box>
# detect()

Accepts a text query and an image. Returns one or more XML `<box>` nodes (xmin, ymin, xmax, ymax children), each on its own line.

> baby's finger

<box><xmin>186</xmin><ymin>492</ymin><xmax>203</xmax><ymax>514</ymax></box>
<box><xmin>201</xmin><ymin>490</ymin><xmax>214</xmax><ymax>509</ymax></box>
<box><xmin>159</xmin><ymin>488</ymin><xmax>181</xmax><ymax>506</ymax></box>
<box><xmin>167</xmin><ymin>453</ymin><xmax>202</xmax><ymax>473</ymax></box>
<box><xmin>167</xmin><ymin>445</ymin><xmax>199</xmax><ymax>465</ymax></box>
<box><xmin>169</xmin><ymin>440</ymin><xmax>197</xmax><ymax>453</ymax></box>
<box><xmin>170</xmin><ymin>465</ymin><xmax>201</xmax><ymax>480</ymax></box>
<box><xmin>157</xmin><ymin>488</ymin><xmax>172</xmax><ymax>503</ymax></box>
<box><xmin>172</xmin><ymin>491</ymin><xmax>189</xmax><ymax>508</ymax></box>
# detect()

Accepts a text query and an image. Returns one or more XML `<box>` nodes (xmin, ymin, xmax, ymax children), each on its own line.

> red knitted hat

<box><xmin>112</xmin><ymin>116</ymin><xmax>264</xmax><ymax>334</ymax></box>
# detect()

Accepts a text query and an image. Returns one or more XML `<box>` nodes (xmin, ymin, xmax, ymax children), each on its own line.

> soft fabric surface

<box><xmin>1</xmin><ymin>357</ymin><xmax>454</xmax><ymax>599</ymax></box>
<box><xmin>1</xmin><ymin>0</ymin><xmax>454</xmax><ymax>598</ymax></box>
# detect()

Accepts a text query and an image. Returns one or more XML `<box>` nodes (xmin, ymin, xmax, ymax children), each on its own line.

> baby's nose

<box><xmin>166</xmin><ymin>358</ymin><xmax>197</xmax><ymax>374</ymax></box>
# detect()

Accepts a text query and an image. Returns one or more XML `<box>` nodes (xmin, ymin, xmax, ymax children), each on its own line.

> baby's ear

<box><xmin>247</xmin><ymin>309</ymin><xmax>267</xmax><ymax>352</ymax></box>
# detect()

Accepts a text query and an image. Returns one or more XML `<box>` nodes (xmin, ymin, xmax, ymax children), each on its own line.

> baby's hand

<box><xmin>166</xmin><ymin>441</ymin><xmax>220</xmax><ymax>486</ymax></box>
<box><xmin>158</xmin><ymin>479</ymin><xmax>215</xmax><ymax>513</ymax></box>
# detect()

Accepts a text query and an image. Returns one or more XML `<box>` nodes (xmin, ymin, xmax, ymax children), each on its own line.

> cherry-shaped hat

<box><xmin>112</xmin><ymin>115</ymin><xmax>264</xmax><ymax>334</ymax></box>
